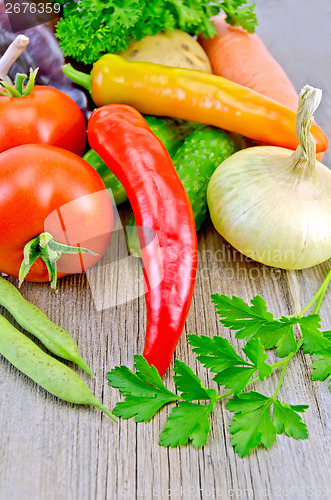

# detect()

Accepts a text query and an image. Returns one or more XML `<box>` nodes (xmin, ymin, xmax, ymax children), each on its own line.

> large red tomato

<box><xmin>0</xmin><ymin>86</ymin><xmax>86</xmax><ymax>155</ymax></box>
<box><xmin>0</xmin><ymin>144</ymin><xmax>113</xmax><ymax>284</ymax></box>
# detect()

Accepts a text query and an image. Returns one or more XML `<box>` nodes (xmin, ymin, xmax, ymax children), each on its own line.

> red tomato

<box><xmin>0</xmin><ymin>144</ymin><xmax>113</xmax><ymax>283</ymax></box>
<box><xmin>0</xmin><ymin>86</ymin><xmax>86</xmax><ymax>155</ymax></box>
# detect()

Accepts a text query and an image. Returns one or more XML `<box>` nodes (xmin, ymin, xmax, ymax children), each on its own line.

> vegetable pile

<box><xmin>0</xmin><ymin>0</ymin><xmax>330</xmax><ymax>459</ymax></box>
<box><xmin>52</xmin><ymin>0</ymin><xmax>258</xmax><ymax>64</ymax></box>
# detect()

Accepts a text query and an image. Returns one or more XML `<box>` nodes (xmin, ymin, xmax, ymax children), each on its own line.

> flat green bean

<box><xmin>0</xmin><ymin>314</ymin><xmax>116</xmax><ymax>420</ymax></box>
<box><xmin>0</xmin><ymin>277</ymin><xmax>93</xmax><ymax>376</ymax></box>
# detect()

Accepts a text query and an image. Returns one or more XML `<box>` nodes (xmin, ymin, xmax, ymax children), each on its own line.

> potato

<box><xmin>119</xmin><ymin>30</ymin><xmax>212</xmax><ymax>73</ymax></box>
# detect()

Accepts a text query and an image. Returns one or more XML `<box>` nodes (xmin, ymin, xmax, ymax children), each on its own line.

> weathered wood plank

<box><xmin>1</xmin><ymin>1</ymin><xmax>331</xmax><ymax>499</ymax></box>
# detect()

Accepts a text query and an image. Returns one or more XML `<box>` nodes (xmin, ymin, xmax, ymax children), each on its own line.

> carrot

<box><xmin>198</xmin><ymin>15</ymin><xmax>326</xmax><ymax>158</ymax></box>
<box><xmin>198</xmin><ymin>16</ymin><xmax>299</xmax><ymax>110</ymax></box>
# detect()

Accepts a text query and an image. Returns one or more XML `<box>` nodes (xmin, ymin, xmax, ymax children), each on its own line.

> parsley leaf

<box><xmin>311</xmin><ymin>349</ymin><xmax>331</xmax><ymax>390</ymax></box>
<box><xmin>258</xmin><ymin>315</ymin><xmax>329</xmax><ymax>358</ymax></box>
<box><xmin>269</xmin><ymin>319</ymin><xmax>297</xmax><ymax>357</ymax></box>
<box><xmin>173</xmin><ymin>359</ymin><xmax>218</xmax><ymax>401</ymax></box>
<box><xmin>188</xmin><ymin>334</ymin><xmax>248</xmax><ymax>372</ymax></box>
<box><xmin>226</xmin><ymin>392</ymin><xmax>308</xmax><ymax>456</ymax></box>
<box><xmin>159</xmin><ymin>401</ymin><xmax>213</xmax><ymax>449</ymax></box>
<box><xmin>272</xmin><ymin>401</ymin><xmax>308</xmax><ymax>440</ymax></box>
<box><xmin>242</xmin><ymin>338</ymin><xmax>272</xmax><ymax>380</ymax></box>
<box><xmin>300</xmin><ymin>315</ymin><xmax>330</xmax><ymax>354</ymax></box>
<box><xmin>107</xmin><ymin>355</ymin><xmax>179</xmax><ymax>421</ymax></box>
<box><xmin>213</xmin><ymin>295</ymin><xmax>329</xmax><ymax>358</ymax></box>
<box><xmin>212</xmin><ymin>294</ymin><xmax>326</xmax><ymax>358</ymax></box>
<box><xmin>323</xmin><ymin>330</ymin><xmax>331</xmax><ymax>342</ymax></box>
<box><xmin>226</xmin><ymin>392</ymin><xmax>275</xmax><ymax>457</ymax></box>
<box><xmin>221</xmin><ymin>0</ymin><xmax>257</xmax><ymax>33</ymax></box>
<box><xmin>189</xmin><ymin>335</ymin><xmax>271</xmax><ymax>393</ymax></box>
<box><xmin>211</xmin><ymin>294</ymin><xmax>274</xmax><ymax>340</ymax></box>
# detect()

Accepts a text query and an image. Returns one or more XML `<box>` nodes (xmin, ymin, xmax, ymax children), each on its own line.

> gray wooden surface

<box><xmin>1</xmin><ymin>1</ymin><xmax>330</xmax><ymax>499</ymax></box>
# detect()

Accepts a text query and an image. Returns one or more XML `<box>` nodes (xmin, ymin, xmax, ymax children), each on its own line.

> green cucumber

<box><xmin>144</xmin><ymin>116</ymin><xmax>202</xmax><ymax>156</ymax></box>
<box><xmin>83</xmin><ymin>116</ymin><xmax>201</xmax><ymax>205</ymax></box>
<box><xmin>83</xmin><ymin>148</ymin><xmax>128</xmax><ymax>205</ymax></box>
<box><xmin>174</xmin><ymin>127</ymin><xmax>238</xmax><ymax>229</ymax></box>
<box><xmin>126</xmin><ymin>126</ymin><xmax>238</xmax><ymax>257</ymax></box>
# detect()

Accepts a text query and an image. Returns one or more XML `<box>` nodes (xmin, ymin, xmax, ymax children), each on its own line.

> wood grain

<box><xmin>1</xmin><ymin>1</ymin><xmax>330</xmax><ymax>499</ymax></box>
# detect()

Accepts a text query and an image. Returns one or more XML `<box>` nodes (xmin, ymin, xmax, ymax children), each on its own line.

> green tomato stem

<box><xmin>14</xmin><ymin>73</ymin><xmax>26</xmax><ymax>94</ymax></box>
<box><xmin>0</xmin><ymin>79</ymin><xmax>21</xmax><ymax>97</ymax></box>
<box><xmin>0</xmin><ymin>68</ymin><xmax>38</xmax><ymax>97</ymax></box>
<box><xmin>19</xmin><ymin>232</ymin><xmax>98</xmax><ymax>290</ymax></box>
<box><xmin>22</xmin><ymin>68</ymin><xmax>38</xmax><ymax>96</ymax></box>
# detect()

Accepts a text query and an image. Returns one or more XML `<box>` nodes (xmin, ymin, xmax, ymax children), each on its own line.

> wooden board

<box><xmin>1</xmin><ymin>1</ymin><xmax>330</xmax><ymax>499</ymax></box>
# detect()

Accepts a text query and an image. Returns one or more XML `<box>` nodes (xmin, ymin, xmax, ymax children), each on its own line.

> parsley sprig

<box><xmin>52</xmin><ymin>0</ymin><xmax>257</xmax><ymax>65</ymax></box>
<box><xmin>107</xmin><ymin>268</ymin><xmax>331</xmax><ymax>457</ymax></box>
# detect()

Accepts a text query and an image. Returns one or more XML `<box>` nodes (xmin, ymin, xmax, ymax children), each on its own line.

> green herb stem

<box><xmin>296</xmin><ymin>267</ymin><xmax>331</xmax><ymax>318</ymax></box>
<box><xmin>216</xmin><ymin>388</ymin><xmax>234</xmax><ymax>401</ymax></box>
<box><xmin>216</xmin><ymin>361</ymin><xmax>291</xmax><ymax>402</ymax></box>
<box><xmin>269</xmin><ymin>360</ymin><xmax>286</xmax><ymax>369</ymax></box>
<box><xmin>313</xmin><ymin>269</ymin><xmax>331</xmax><ymax>314</ymax></box>
<box><xmin>272</xmin><ymin>363</ymin><xmax>287</xmax><ymax>399</ymax></box>
<box><xmin>272</xmin><ymin>337</ymin><xmax>304</xmax><ymax>399</ymax></box>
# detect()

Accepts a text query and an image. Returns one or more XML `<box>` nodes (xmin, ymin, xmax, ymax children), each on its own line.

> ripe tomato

<box><xmin>0</xmin><ymin>86</ymin><xmax>86</xmax><ymax>155</ymax></box>
<box><xmin>0</xmin><ymin>144</ymin><xmax>113</xmax><ymax>284</ymax></box>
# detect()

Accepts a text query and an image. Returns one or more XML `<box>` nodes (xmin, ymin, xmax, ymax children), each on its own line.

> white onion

<box><xmin>207</xmin><ymin>86</ymin><xmax>331</xmax><ymax>270</ymax></box>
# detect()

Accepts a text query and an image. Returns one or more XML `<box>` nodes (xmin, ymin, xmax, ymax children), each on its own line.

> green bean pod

<box><xmin>0</xmin><ymin>314</ymin><xmax>116</xmax><ymax>420</ymax></box>
<box><xmin>0</xmin><ymin>277</ymin><xmax>93</xmax><ymax>376</ymax></box>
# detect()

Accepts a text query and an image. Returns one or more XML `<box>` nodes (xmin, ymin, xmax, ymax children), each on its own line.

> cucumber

<box><xmin>144</xmin><ymin>116</ymin><xmax>202</xmax><ymax>156</ymax></box>
<box><xmin>126</xmin><ymin>126</ymin><xmax>238</xmax><ymax>257</ymax></box>
<box><xmin>83</xmin><ymin>116</ymin><xmax>201</xmax><ymax>205</ymax></box>
<box><xmin>174</xmin><ymin>127</ymin><xmax>238</xmax><ymax>229</ymax></box>
<box><xmin>83</xmin><ymin>148</ymin><xmax>128</xmax><ymax>205</ymax></box>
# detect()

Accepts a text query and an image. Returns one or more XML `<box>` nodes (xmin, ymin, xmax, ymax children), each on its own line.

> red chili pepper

<box><xmin>88</xmin><ymin>104</ymin><xmax>198</xmax><ymax>376</ymax></box>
